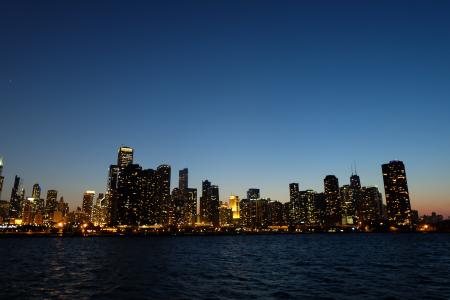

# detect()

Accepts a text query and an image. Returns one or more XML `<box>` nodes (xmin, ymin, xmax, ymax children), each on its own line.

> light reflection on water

<box><xmin>1</xmin><ymin>234</ymin><xmax>450</xmax><ymax>299</ymax></box>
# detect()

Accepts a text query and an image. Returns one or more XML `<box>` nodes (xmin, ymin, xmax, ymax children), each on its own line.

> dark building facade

<box><xmin>324</xmin><ymin>175</ymin><xmax>340</xmax><ymax>226</ymax></box>
<box><xmin>382</xmin><ymin>161</ymin><xmax>412</xmax><ymax>228</ymax></box>
<box><xmin>8</xmin><ymin>175</ymin><xmax>22</xmax><ymax>219</ymax></box>
<box><xmin>45</xmin><ymin>190</ymin><xmax>58</xmax><ymax>220</ymax></box>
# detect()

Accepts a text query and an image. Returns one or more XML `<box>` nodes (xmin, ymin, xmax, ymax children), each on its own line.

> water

<box><xmin>1</xmin><ymin>234</ymin><xmax>450</xmax><ymax>299</ymax></box>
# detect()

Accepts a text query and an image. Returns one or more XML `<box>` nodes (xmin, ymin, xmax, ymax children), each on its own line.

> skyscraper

<box><xmin>289</xmin><ymin>183</ymin><xmax>302</xmax><ymax>225</ymax></box>
<box><xmin>82</xmin><ymin>191</ymin><xmax>96</xmax><ymax>222</ymax></box>
<box><xmin>45</xmin><ymin>190</ymin><xmax>58</xmax><ymax>220</ymax></box>
<box><xmin>382</xmin><ymin>160</ymin><xmax>412</xmax><ymax>228</ymax></box>
<box><xmin>324</xmin><ymin>175</ymin><xmax>340</xmax><ymax>226</ymax></box>
<box><xmin>179</xmin><ymin>168</ymin><xmax>188</xmax><ymax>191</ymax></box>
<box><xmin>0</xmin><ymin>157</ymin><xmax>4</xmax><ymax>200</ymax></box>
<box><xmin>199</xmin><ymin>180</ymin><xmax>219</xmax><ymax>226</ymax></box>
<box><xmin>229</xmin><ymin>195</ymin><xmax>240</xmax><ymax>219</ymax></box>
<box><xmin>156</xmin><ymin>164</ymin><xmax>171</xmax><ymax>225</ymax></box>
<box><xmin>8</xmin><ymin>175</ymin><xmax>22</xmax><ymax>219</ymax></box>
<box><xmin>117</xmin><ymin>146</ymin><xmax>133</xmax><ymax>168</ymax></box>
<box><xmin>32</xmin><ymin>183</ymin><xmax>41</xmax><ymax>199</ymax></box>
<box><xmin>117</xmin><ymin>164</ymin><xmax>142</xmax><ymax>226</ymax></box>
<box><xmin>107</xmin><ymin>164</ymin><xmax>120</xmax><ymax>225</ymax></box>
<box><xmin>200</xmin><ymin>180</ymin><xmax>211</xmax><ymax>223</ymax></box>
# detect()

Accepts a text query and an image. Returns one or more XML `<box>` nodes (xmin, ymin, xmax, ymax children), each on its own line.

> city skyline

<box><xmin>1</xmin><ymin>1</ymin><xmax>450</xmax><ymax>217</ymax></box>
<box><xmin>0</xmin><ymin>146</ymin><xmax>447</xmax><ymax>219</ymax></box>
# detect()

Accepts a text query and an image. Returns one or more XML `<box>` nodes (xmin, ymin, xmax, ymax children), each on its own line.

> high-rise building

<box><xmin>199</xmin><ymin>180</ymin><xmax>219</xmax><ymax>226</ymax></box>
<box><xmin>382</xmin><ymin>160</ymin><xmax>412</xmax><ymax>228</ymax></box>
<box><xmin>117</xmin><ymin>146</ymin><xmax>133</xmax><ymax>169</ymax></box>
<box><xmin>219</xmin><ymin>202</ymin><xmax>232</xmax><ymax>227</ymax></box>
<box><xmin>350</xmin><ymin>173</ymin><xmax>361</xmax><ymax>190</ymax></box>
<box><xmin>184</xmin><ymin>188</ymin><xmax>197</xmax><ymax>226</ymax></box>
<box><xmin>268</xmin><ymin>200</ymin><xmax>284</xmax><ymax>226</ymax></box>
<box><xmin>107</xmin><ymin>164</ymin><xmax>119</xmax><ymax>225</ymax></box>
<box><xmin>8</xmin><ymin>175</ymin><xmax>22</xmax><ymax>219</ymax></box>
<box><xmin>117</xmin><ymin>164</ymin><xmax>142</xmax><ymax>226</ymax></box>
<box><xmin>140</xmin><ymin>168</ymin><xmax>158</xmax><ymax>225</ymax></box>
<box><xmin>82</xmin><ymin>191</ymin><xmax>96</xmax><ymax>222</ymax></box>
<box><xmin>57</xmin><ymin>196</ymin><xmax>69</xmax><ymax>217</ymax></box>
<box><xmin>359</xmin><ymin>186</ymin><xmax>383</xmax><ymax>229</ymax></box>
<box><xmin>32</xmin><ymin>183</ymin><xmax>41</xmax><ymax>199</ymax></box>
<box><xmin>209</xmin><ymin>185</ymin><xmax>220</xmax><ymax>227</ymax></box>
<box><xmin>289</xmin><ymin>183</ymin><xmax>303</xmax><ymax>225</ymax></box>
<box><xmin>45</xmin><ymin>190</ymin><xmax>58</xmax><ymax>220</ymax></box>
<box><xmin>339</xmin><ymin>185</ymin><xmax>356</xmax><ymax>225</ymax></box>
<box><xmin>229</xmin><ymin>195</ymin><xmax>240</xmax><ymax>219</ymax></box>
<box><xmin>300</xmin><ymin>190</ymin><xmax>318</xmax><ymax>226</ymax></box>
<box><xmin>156</xmin><ymin>164</ymin><xmax>171</xmax><ymax>225</ymax></box>
<box><xmin>200</xmin><ymin>180</ymin><xmax>211</xmax><ymax>223</ymax></box>
<box><xmin>179</xmin><ymin>168</ymin><xmax>188</xmax><ymax>191</ymax></box>
<box><xmin>247</xmin><ymin>188</ymin><xmax>260</xmax><ymax>201</ymax></box>
<box><xmin>324</xmin><ymin>175</ymin><xmax>340</xmax><ymax>226</ymax></box>
<box><xmin>0</xmin><ymin>157</ymin><xmax>4</xmax><ymax>200</ymax></box>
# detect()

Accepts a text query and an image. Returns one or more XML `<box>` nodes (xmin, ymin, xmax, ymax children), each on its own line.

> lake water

<box><xmin>1</xmin><ymin>234</ymin><xmax>449</xmax><ymax>299</ymax></box>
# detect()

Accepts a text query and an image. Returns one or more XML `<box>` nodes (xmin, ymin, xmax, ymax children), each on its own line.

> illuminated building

<box><xmin>300</xmin><ymin>190</ymin><xmax>318</xmax><ymax>226</ymax></box>
<box><xmin>57</xmin><ymin>196</ymin><xmax>69</xmax><ymax>217</ymax></box>
<box><xmin>289</xmin><ymin>183</ymin><xmax>303</xmax><ymax>225</ymax></box>
<box><xmin>82</xmin><ymin>191</ymin><xmax>95</xmax><ymax>221</ymax></box>
<box><xmin>200</xmin><ymin>180</ymin><xmax>211</xmax><ymax>223</ymax></box>
<box><xmin>239</xmin><ymin>198</ymin><xmax>255</xmax><ymax>228</ymax></box>
<box><xmin>339</xmin><ymin>185</ymin><xmax>356</xmax><ymax>225</ymax></box>
<box><xmin>32</xmin><ymin>183</ymin><xmax>41</xmax><ymax>199</ymax></box>
<box><xmin>255</xmin><ymin>198</ymin><xmax>270</xmax><ymax>228</ymax></box>
<box><xmin>107</xmin><ymin>164</ymin><xmax>119</xmax><ymax>225</ymax></box>
<box><xmin>358</xmin><ymin>186</ymin><xmax>383</xmax><ymax>229</ymax></box>
<box><xmin>156</xmin><ymin>164</ymin><xmax>171</xmax><ymax>225</ymax></box>
<box><xmin>183</xmin><ymin>188</ymin><xmax>197</xmax><ymax>226</ymax></box>
<box><xmin>117</xmin><ymin>146</ymin><xmax>133</xmax><ymax>168</ymax></box>
<box><xmin>324</xmin><ymin>175</ymin><xmax>340</xmax><ymax>226</ymax></box>
<box><xmin>45</xmin><ymin>190</ymin><xmax>58</xmax><ymax>220</ymax></box>
<box><xmin>268</xmin><ymin>200</ymin><xmax>283</xmax><ymax>226</ymax></box>
<box><xmin>32</xmin><ymin>183</ymin><xmax>45</xmax><ymax>213</ymax></box>
<box><xmin>199</xmin><ymin>180</ymin><xmax>219</xmax><ymax>226</ymax></box>
<box><xmin>229</xmin><ymin>195</ymin><xmax>240</xmax><ymax>219</ymax></box>
<box><xmin>179</xmin><ymin>168</ymin><xmax>188</xmax><ymax>191</ymax></box>
<box><xmin>22</xmin><ymin>198</ymin><xmax>36</xmax><ymax>224</ymax></box>
<box><xmin>140</xmin><ymin>168</ymin><xmax>158</xmax><ymax>225</ymax></box>
<box><xmin>9</xmin><ymin>175</ymin><xmax>22</xmax><ymax>219</ymax></box>
<box><xmin>382</xmin><ymin>161</ymin><xmax>412</xmax><ymax>228</ymax></box>
<box><xmin>219</xmin><ymin>202</ymin><xmax>232</xmax><ymax>227</ymax></box>
<box><xmin>0</xmin><ymin>157</ymin><xmax>4</xmax><ymax>200</ymax></box>
<box><xmin>117</xmin><ymin>164</ymin><xmax>142</xmax><ymax>226</ymax></box>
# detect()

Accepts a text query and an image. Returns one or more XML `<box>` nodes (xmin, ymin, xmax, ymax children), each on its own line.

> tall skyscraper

<box><xmin>289</xmin><ymin>183</ymin><xmax>302</xmax><ymax>225</ymax></box>
<box><xmin>324</xmin><ymin>175</ymin><xmax>340</xmax><ymax>226</ymax></box>
<box><xmin>140</xmin><ymin>168</ymin><xmax>158</xmax><ymax>225</ymax></box>
<box><xmin>382</xmin><ymin>160</ymin><xmax>412</xmax><ymax>228</ymax></box>
<box><xmin>117</xmin><ymin>164</ymin><xmax>142</xmax><ymax>226</ymax></box>
<box><xmin>45</xmin><ymin>190</ymin><xmax>58</xmax><ymax>220</ymax></box>
<box><xmin>156</xmin><ymin>164</ymin><xmax>171</xmax><ymax>225</ymax></box>
<box><xmin>179</xmin><ymin>168</ymin><xmax>188</xmax><ymax>191</ymax></box>
<box><xmin>82</xmin><ymin>191</ymin><xmax>96</xmax><ymax>222</ymax></box>
<box><xmin>0</xmin><ymin>157</ymin><xmax>4</xmax><ymax>200</ymax></box>
<box><xmin>31</xmin><ymin>183</ymin><xmax>45</xmax><ymax>213</ymax></box>
<box><xmin>200</xmin><ymin>180</ymin><xmax>211</xmax><ymax>223</ymax></box>
<box><xmin>229</xmin><ymin>195</ymin><xmax>240</xmax><ymax>219</ymax></box>
<box><xmin>107</xmin><ymin>164</ymin><xmax>120</xmax><ymax>225</ymax></box>
<box><xmin>199</xmin><ymin>180</ymin><xmax>219</xmax><ymax>226</ymax></box>
<box><xmin>32</xmin><ymin>183</ymin><xmax>41</xmax><ymax>199</ymax></box>
<box><xmin>117</xmin><ymin>146</ymin><xmax>133</xmax><ymax>168</ymax></box>
<box><xmin>8</xmin><ymin>175</ymin><xmax>22</xmax><ymax>219</ymax></box>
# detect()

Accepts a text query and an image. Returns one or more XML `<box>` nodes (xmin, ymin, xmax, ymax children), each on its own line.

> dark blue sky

<box><xmin>1</xmin><ymin>0</ymin><xmax>449</xmax><ymax>216</ymax></box>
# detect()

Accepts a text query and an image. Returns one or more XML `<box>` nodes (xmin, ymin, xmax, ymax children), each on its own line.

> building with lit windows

<box><xmin>382</xmin><ymin>160</ymin><xmax>412</xmax><ymax>228</ymax></box>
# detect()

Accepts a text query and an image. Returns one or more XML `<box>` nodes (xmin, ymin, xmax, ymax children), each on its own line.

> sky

<box><xmin>1</xmin><ymin>0</ymin><xmax>449</xmax><ymax>217</ymax></box>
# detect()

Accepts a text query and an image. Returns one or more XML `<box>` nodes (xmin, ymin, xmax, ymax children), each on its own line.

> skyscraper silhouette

<box><xmin>382</xmin><ymin>160</ymin><xmax>412</xmax><ymax>228</ymax></box>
